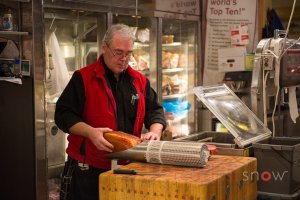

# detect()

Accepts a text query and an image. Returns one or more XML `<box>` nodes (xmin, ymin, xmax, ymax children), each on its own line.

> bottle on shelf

<box><xmin>2</xmin><ymin>9</ymin><xmax>13</xmax><ymax>31</ymax></box>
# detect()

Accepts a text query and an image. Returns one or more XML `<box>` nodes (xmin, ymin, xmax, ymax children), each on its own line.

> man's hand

<box><xmin>88</xmin><ymin>127</ymin><xmax>114</xmax><ymax>152</ymax></box>
<box><xmin>69</xmin><ymin>122</ymin><xmax>114</xmax><ymax>152</ymax></box>
<box><xmin>141</xmin><ymin>131</ymin><xmax>161</xmax><ymax>141</ymax></box>
<box><xmin>141</xmin><ymin>123</ymin><xmax>164</xmax><ymax>141</ymax></box>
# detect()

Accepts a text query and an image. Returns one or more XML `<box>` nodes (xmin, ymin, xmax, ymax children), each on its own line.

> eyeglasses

<box><xmin>105</xmin><ymin>42</ymin><xmax>133</xmax><ymax>60</ymax></box>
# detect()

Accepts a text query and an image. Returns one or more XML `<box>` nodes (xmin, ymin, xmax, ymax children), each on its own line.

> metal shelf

<box><xmin>162</xmin><ymin>42</ymin><xmax>182</xmax><ymax>47</ymax></box>
<box><xmin>137</xmin><ymin>70</ymin><xmax>150</xmax><ymax>75</ymax></box>
<box><xmin>134</xmin><ymin>42</ymin><xmax>149</xmax><ymax>47</ymax></box>
<box><xmin>0</xmin><ymin>31</ymin><xmax>29</xmax><ymax>35</ymax></box>
<box><xmin>1</xmin><ymin>0</ymin><xmax>30</xmax><ymax>2</ymax></box>
<box><xmin>162</xmin><ymin>68</ymin><xmax>186</xmax><ymax>73</ymax></box>
<box><xmin>163</xmin><ymin>93</ymin><xmax>187</xmax><ymax>100</ymax></box>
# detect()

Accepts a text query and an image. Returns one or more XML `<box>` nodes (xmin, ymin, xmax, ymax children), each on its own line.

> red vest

<box><xmin>66</xmin><ymin>56</ymin><xmax>146</xmax><ymax>169</ymax></box>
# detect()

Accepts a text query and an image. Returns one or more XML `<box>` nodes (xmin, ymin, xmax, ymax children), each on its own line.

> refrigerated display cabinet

<box><xmin>42</xmin><ymin>2</ymin><xmax>200</xmax><ymax>199</ymax></box>
<box><xmin>160</xmin><ymin>19</ymin><xmax>198</xmax><ymax>138</ymax></box>
<box><xmin>43</xmin><ymin>8</ymin><xmax>108</xmax><ymax>178</ymax></box>
<box><xmin>112</xmin><ymin>15</ymin><xmax>199</xmax><ymax>138</ymax></box>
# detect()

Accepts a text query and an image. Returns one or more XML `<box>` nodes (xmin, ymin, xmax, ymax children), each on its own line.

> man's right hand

<box><xmin>69</xmin><ymin>122</ymin><xmax>114</xmax><ymax>152</ymax></box>
<box><xmin>88</xmin><ymin>127</ymin><xmax>114</xmax><ymax>152</ymax></box>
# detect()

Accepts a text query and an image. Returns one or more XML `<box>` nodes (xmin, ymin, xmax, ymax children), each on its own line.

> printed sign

<box><xmin>156</xmin><ymin>0</ymin><xmax>200</xmax><ymax>15</ymax></box>
<box><xmin>203</xmin><ymin>0</ymin><xmax>257</xmax><ymax>85</ymax></box>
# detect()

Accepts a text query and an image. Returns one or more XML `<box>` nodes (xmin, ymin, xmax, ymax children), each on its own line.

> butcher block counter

<box><xmin>99</xmin><ymin>155</ymin><xmax>257</xmax><ymax>200</ymax></box>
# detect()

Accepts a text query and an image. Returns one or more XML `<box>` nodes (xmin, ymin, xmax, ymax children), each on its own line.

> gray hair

<box><xmin>102</xmin><ymin>24</ymin><xmax>136</xmax><ymax>46</ymax></box>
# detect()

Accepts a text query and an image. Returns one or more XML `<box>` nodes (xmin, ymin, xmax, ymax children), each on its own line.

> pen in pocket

<box><xmin>131</xmin><ymin>94</ymin><xmax>139</xmax><ymax>105</ymax></box>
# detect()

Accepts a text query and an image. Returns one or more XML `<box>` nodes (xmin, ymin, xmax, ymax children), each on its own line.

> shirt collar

<box><xmin>102</xmin><ymin>56</ymin><xmax>126</xmax><ymax>81</ymax></box>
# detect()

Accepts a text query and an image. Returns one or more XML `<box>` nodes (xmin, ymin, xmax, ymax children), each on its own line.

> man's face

<box><xmin>102</xmin><ymin>33</ymin><xmax>134</xmax><ymax>76</ymax></box>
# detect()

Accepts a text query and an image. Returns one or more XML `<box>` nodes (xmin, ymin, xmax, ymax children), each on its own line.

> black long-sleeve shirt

<box><xmin>55</xmin><ymin>64</ymin><xmax>166</xmax><ymax>135</ymax></box>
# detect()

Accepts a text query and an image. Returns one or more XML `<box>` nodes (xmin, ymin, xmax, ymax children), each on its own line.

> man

<box><xmin>55</xmin><ymin>24</ymin><xmax>166</xmax><ymax>200</ymax></box>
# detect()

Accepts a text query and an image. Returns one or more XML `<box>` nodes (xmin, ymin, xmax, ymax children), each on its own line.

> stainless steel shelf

<box><xmin>162</xmin><ymin>42</ymin><xmax>182</xmax><ymax>47</ymax></box>
<box><xmin>162</xmin><ymin>68</ymin><xmax>185</xmax><ymax>73</ymax></box>
<box><xmin>1</xmin><ymin>0</ymin><xmax>30</xmax><ymax>2</ymax></box>
<box><xmin>0</xmin><ymin>31</ymin><xmax>29</xmax><ymax>35</ymax></box>
<box><xmin>134</xmin><ymin>42</ymin><xmax>149</xmax><ymax>47</ymax></box>
<box><xmin>137</xmin><ymin>70</ymin><xmax>150</xmax><ymax>75</ymax></box>
<box><xmin>163</xmin><ymin>93</ymin><xmax>186</xmax><ymax>100</ymax></box>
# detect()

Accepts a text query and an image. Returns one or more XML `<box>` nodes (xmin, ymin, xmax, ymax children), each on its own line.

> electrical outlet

<box><xmin>262</xmin><ymin>54</ymin><xmax>274</xmax><ymax>70</ymax></box>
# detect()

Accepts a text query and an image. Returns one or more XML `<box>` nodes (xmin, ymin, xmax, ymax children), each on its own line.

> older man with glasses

<box><xmin>55</xmin><ymin>24</ymin><xmax>166</xmax><ymax>200</ymax></box>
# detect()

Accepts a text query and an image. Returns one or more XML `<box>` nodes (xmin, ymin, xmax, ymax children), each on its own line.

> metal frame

<box><xmin>32</xmin><ymin>0</ymin><xmax>48</xmax><ymax>199</ymax></box>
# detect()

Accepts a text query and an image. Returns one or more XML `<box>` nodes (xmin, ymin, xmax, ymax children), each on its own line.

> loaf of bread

<box><xmin>103</xmin><ymin>131</ymin><xmax>141</xmax><ymax>152</ymax></box>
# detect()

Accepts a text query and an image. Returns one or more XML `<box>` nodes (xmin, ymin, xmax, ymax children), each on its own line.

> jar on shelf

<box><xmin>162</xmin><ymin>35</ymin><xmax>174</xmax><ymax>44</ymax></box>
<box><xmin>2</xmin><ymin>9</ymin><xmax>13</xmax><ymax>31</ymax></box>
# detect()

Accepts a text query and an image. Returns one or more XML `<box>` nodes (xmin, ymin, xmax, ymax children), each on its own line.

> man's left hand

<box><xmin>141</xmin><ymin>131</ymin><xmax>161</xmax><ymax>141</ymax></box>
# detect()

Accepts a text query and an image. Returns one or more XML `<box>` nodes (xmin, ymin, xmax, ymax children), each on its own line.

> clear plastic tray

<box><xmin>193</xmin><ymin>84</ymin><xmax>272</xmax><ymax>148</ymax></box>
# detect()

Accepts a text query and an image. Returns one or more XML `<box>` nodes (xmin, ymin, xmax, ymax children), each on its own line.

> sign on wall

<box><xmin>156</xmin><ymin>0</ymin><xmax>200</xmax><ymax>15</ymax></box>
<box><xmin>203</xmin><ymin>0</ymin><xmax>257</xmax><ymax>85</ymax></box>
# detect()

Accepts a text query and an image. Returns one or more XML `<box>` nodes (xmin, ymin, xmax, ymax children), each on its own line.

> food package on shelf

<box><xmin>162</xmin><ymin>35</ymin><xmax>174</xmax><ymax>44</ymax></box>
<box><xmin>136</xmin><ymin>28</ymin><xmax>150</xmax><ymax>43</ymax></box>
<box><xmin>135</xmin><ymin>55</ymin><xmax>149</xmax><ymax>71</ymax></box>
<box><xmin>162</xmin><ymin>51</ymin><xmax>172</xmax><ymax>69</ymax></box>
<box><xmin>162</xmin><ymin>51</ymin><xmax>179</xmax><ymax>69</ymax></box>
<box><xmin>162</xmin><ymin>99</ymin><xmax>191</xmax><ymax>121</ymax></box>
<box><xmin>178</xmin><ymin>53</ymin><xmax>188</xmax><ymax>68</ymax></box>
<box><xmin>162</xmin><ymin>74</ymin><xmax>188</xmax><ymax>95</ymax></box>
<box><xmin>162</xmin><ymin>75</ymin><xmax>172</xmax><ymax>95</ymax></box>
<box><xmin>170</xmin><ymin>53</ymin><xmax>179</xmax><ymax>68</ymax></box>
<box><xmin>130</xmin><ymin>49</ymin><xmax>149</xmax><ymax>71</ymax></box>
<box><xmin>129</xmin><ymin>56</ymin><xmax>138</xmax><ymax>70</ymax></box>
<box><xmin>129</xmin><ymin>26</ymin><xmax>138</xmax><ymax>36</ymax></box>
<box><xmin>163</xmin><ymin>115</ymin><xmax>191</xmax><ymax>138</ymax></box>
<box><xmin>170</xmin><ymin>123</ymin><xmax>190</xmax><ymax>138</ymax></box>
<box><xmin>162</xmin><ymin>99</ymin><xmax>191</xmax><ymax>138</ymax></box>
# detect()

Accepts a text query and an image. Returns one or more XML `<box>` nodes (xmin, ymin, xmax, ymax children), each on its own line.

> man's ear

<box><xmin>101</xmin><ymin>42</ymin><xmax>106</xmax><ymax>53</ymax></box>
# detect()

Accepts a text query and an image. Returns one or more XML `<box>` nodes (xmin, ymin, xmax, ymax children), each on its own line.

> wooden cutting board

<box><xmin>99</xmin><ymin>155</ymin><xmax>257</xmax><ymax>200</ymax></box>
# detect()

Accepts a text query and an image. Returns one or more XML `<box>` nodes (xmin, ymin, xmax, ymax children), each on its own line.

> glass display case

<box><xmin>42</xmin><ymin>11</ymin><xmax>200</xmax><ymax>180</ymax></box>
<box><xmin>161</xmin><ymin>19</ymin><xmax>198</xmax><ymax>138</ymax></box>
<box><xmin>111</xmin><ymin>15</ymin><xmax>199</xmax><ymax>138</ymax></box>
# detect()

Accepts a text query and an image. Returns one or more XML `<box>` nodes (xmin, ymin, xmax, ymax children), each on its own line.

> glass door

<box><xmin>160</xmin><ymin>19</ymin><xmax>198</xmax><ymax>139</ymax></box>
<box><xmin>43</xmin><ymin>8</ymin><xmax>107</xmax><ymax>198</ymax></box>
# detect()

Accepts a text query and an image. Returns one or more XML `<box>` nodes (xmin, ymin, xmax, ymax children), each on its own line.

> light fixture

<box><xmin>132</xmin><ymin>0</ymin><xmax>141</xmax><ymax>19</ymax></box>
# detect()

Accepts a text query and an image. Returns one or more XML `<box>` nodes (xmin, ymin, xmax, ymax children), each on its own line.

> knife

<box><xmin>113</xmin><ymin>169</ymin><xmax>165</xmax><ymax>175</ymax></box>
